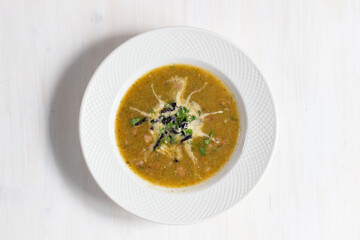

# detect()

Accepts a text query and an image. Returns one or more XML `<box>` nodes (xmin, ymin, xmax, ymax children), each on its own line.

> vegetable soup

<box><xmin>115</xmin><ymin>64</ymin><xmax>241</xmax><ymax>187</ymax></box>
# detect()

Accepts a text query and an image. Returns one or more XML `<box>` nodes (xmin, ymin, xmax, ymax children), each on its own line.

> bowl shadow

<box><xmin>48</xmin><ymin>34</ymin><xmax>149</xmax><ymax>223</ymax></box>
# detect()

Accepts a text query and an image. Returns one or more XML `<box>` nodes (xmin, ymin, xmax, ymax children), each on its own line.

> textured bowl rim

<box><xmin>79</xmin><ymin>26</ymin><xmax>277</xmax><ymax>224</ymax></box>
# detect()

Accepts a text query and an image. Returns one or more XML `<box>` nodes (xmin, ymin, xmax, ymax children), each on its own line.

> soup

<box><xmin>115</xmin><ymin>64</ymin><xmax>241</xmax><ymax>187</ymax></box>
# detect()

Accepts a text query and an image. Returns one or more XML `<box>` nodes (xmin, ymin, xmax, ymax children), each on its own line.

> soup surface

<box><xmin>115</xmin><ymin>64</ymin><xmax>240</xmax><ymax>187</ymax></box>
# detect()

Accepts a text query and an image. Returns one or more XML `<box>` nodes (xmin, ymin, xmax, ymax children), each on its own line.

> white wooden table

<box><xmin>1</xmin><ymin>0</ymin><xmax>359</xmax><ymax>239</ymax></box>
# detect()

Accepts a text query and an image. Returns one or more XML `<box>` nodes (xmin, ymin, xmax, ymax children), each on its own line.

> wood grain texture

<box><xmin>0</xmin><ymin>0</ymin><xmax>359</xmax><ymax>239</ymax></box>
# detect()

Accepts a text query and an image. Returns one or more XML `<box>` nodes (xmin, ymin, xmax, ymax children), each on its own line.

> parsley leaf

<box><xmin>200</xmin><ymin>147</ymin><xmax>206</xmax><ymax>155</ymax></box>
<box><xmin>189</xmin><ymin>115</ymin><xmax>197</xmax><ymax>121</ymax></box>
<box><xmin>204</xmin><ymin>131</ymin><xmax>214</xmax><ymax>145</ymax></box>
<box><xmin>209</xmin><ymin>131</ymin><xmax>214</xmax><ymax>139</ymax></box>
<box><xmin>130</xmin><ymin>118</ymin><xmax>142</xmax><ymax>126</ymax></box>
<box><xmin>184</xmin><ymin>129</ymin><xmax>193</xmax><ymax>135</ymax></box>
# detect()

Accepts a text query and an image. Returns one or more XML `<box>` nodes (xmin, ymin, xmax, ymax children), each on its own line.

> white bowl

<box><xmin>79</xmin><ymin>27</ymin><xmax>276</xmax><ymax>224</ymax></box>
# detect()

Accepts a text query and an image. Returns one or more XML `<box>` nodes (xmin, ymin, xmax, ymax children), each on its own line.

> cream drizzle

<box><xmin>200</xmin><ymin>110</ymin><xmax>224</xmax><ymax>119</ymax></box>
<box><xmin>129</xmin><ymin>76</ymin><xmax>224</xmax><ymax>167</ymax></box>
<box><xmin>129</xmin><ymin>107</ymin><xmax>152</xmax><ymax>118</ymax></box>
<box><xmin>151</xmin><ymin>83</ymin><xmax>165</xmax><ymax>105</ymax></box>
<box><xmin>185</xmin><ymin>82</ymin><xmax>208</xmax><ymax>105</ymax></box>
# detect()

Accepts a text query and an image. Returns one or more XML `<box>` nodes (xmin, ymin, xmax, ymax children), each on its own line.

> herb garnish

<box><xmin>204</xmin><ymin>131</ymin><xmax>214</xmax><ymax>145</ymax></box>
<box><xmin>200</xmin><ymin>147</ymin><xmax>206</xmax><ymax>155</ymax></box>
<box><xmin>181</xmin><ymin>135</ymin><xmax>192</xmax><ymax>142</ymax></box>
<box><xmin>130</xmin><ymin>118</ymin><xmax>142</xmax><ymax>126</ymax></box>
<box><xmin>130</xmin><ymin>117</ymin><xmax>147</xmax><ymax>126</ymax></box>
<box><xmin>184</xmin><ymin>129</ymin><xmax>193</xmax><ymax>135</ymax></box>
<box><xmin>130</xmin><ymin>103</ymin><xmax>198</xmax><ymax>151</ymax></box>
<box><xmin>199</xmin><ymin>131</ymin><xmax>214</xmax><ymax>156</ymax></box>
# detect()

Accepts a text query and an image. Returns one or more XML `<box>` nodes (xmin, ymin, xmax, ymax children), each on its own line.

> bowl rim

<box><xmin>79</xmin><ymin>26</ymin><xmax>277</xmax><ymax>224</ymax></box>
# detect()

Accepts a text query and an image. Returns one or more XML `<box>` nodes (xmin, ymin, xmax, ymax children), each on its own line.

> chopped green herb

<box><xmin>209</xmin><ymin>131</ymin><xmax>214</xmax><ymax>139</ymax></box>
<box><xmin>130</xmin><ymin>118</ymin><xmax>142</xmax><ymax>126</ymax></box>
<box><xmin>151</xmin><ymin>108</ymin><xmax>155</xmax><ymax>114</ymax></box>
<box><xmin>184</xmin><ymin>129</ymin><xmax>193</xmax><ymax>135</ymax></box>
<box><xmin>147</xmin><ymin>104</ymin><xmax>202</xmax><ymax>151</ymax></box>
<box><xmin>176</xmin><ymin>107</ymin><xmax>187</xmax><ymax>121</ymax></box>
<box><xmin>204</xmin><ymin>131</ymin><xmax>214</xmax><ymax>145</ymax></box>
<box><xmin>200</xmin><ymin>147</ymin><xmax>206</xmax><ymax>155</ymax></box>
<box><xmin>159</xmin><ymin>127</ymin><xmax>166</xmax><ymax>134</ymax></box>
<box><xmin>197</xmin><ymin>110</ymin><xmax>201</xmax><ymax>115</ymax></box>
